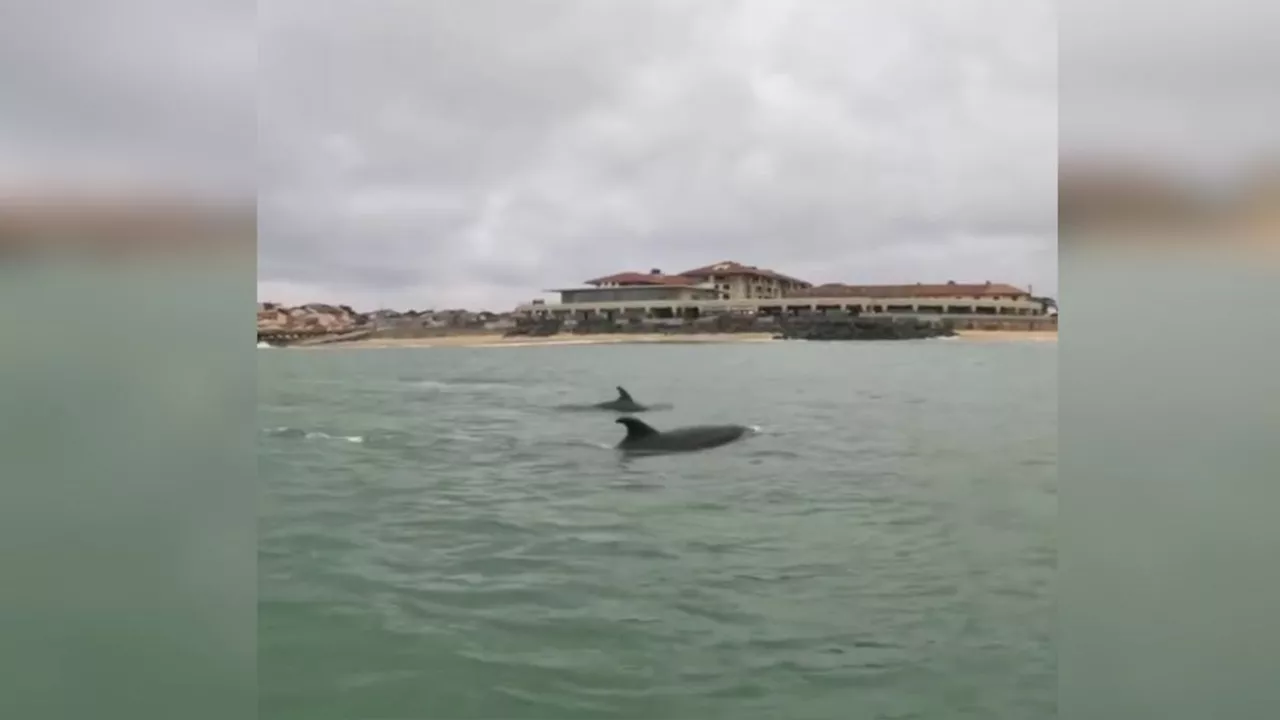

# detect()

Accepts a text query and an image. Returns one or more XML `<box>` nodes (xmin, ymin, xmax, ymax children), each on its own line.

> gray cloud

<box><xmin>1060</xmin><ymin>0</ymin><xmax>1280</xmax><ymax>185</ymax></box>
<box><xmin>7</xmin><ymin>1</ymin><xmax>1272</xmax><ymax>309</ymax></box>
<box><xmin>0</xmin><ymin>0</ymin><xmax>255</xmax><ymax>197</ymax></box>
<box><xmin>4</xmin><ymin>0</ymin><xmax>1060</xmax><ymax>309</ymax></box>
<box><xmin>258</xmin><ymin>0</ymin><xmax>1061</xmax><ymax>309</ymax></box>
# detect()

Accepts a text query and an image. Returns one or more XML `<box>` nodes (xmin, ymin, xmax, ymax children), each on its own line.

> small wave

<box><xmin>441</xmin><ymin>432</ymin><xmax>485</xmax><ymax>443</ymax></box>
<box><xmin>554</xmin><ymin>401</ymin><xmax>674</xmax><ymax>413</ymax></box>
<box><xmin>746</xmin><ymin>448</ymin><xmax>802</xmax><ymax>460</ymax></box>
<box><xmin>307</xmin><ymin>432</ymin><xmax>365</xmax><ymax>443</ymax></box>
<box><xmin>549</xmin><ymin>438</ymin><xmax>616</xmax><ymax>451</ymax></box>
<box><xmin>552</xmin><ymin>403</ymin><xmax>599</xmax><ymax>412</ymax></box>
<box><xmin>263</xmin><ymin>426</ymin><xmax>305</xmax><ymax>438</ymax></box>
<box><xmin>409</xmin><ymin>379</ymin><xmax>516</xmax><ymax>392</ymax></box>
<box><xmin>262</xmin><ymin>426</ymin><xmax>365</xmax><ymax>443</ymax></box>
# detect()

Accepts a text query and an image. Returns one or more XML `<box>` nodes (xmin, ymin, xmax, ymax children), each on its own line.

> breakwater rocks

<box><xmin>776</xmin><ymin>316</ymin><xmax>956</xmax><ymax>340</ymax></box>
<box><xmin>505</xmin><ymin>320</ymin><xmax>563</xmax><ymax>337</ymax></box>
<box><xmin>506</xmin><ymin>314</ymin><xmax>959</xmax><ymax>340</ymax></box>
<box><xmin>507</xmin><ymin>313</ymin><xmax>780</xmax><ymax>337</ymax></box>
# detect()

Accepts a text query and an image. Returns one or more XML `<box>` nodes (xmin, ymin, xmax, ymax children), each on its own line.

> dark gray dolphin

<box><xmin>593</xmin><ymin>386</ymin><xmax>649</xmax><ymax>413</ymax></box>
<box><xmin>613</xmin><ymin>416</ymin><xmax>752</xmax><ymax>455</ymax></box>
<box><xmin>555</xmin><ymin>386</ymin><xmax>672</xmax><ymax>413</ymax></box>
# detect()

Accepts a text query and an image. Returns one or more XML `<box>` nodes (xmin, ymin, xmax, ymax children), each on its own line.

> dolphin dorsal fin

<box><xmin>616</xmin><ymin>416</ymin><xmax>658</xmax><ymax>439</ymax></box>
<box><xmin>616</xmin><ymin>386</ymin><xmax>633</xmax><ymax>402</ymax></box>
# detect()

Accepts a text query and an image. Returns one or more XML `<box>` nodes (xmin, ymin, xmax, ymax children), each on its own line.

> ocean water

<box><xmin>259</xmin><ymin>339</ymin><xmax>1057</xmax><ymax>720</ymax></box>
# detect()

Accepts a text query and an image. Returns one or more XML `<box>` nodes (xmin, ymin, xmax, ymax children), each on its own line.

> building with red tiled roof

<box><xmin>584</xmin><ymin>269</ymin><xmax>700</xmax><ymax>287</ymax></box>
<box><xmin>787</xmin><ymin>281</ymin><xmax>1030</xmax><ymax>300</ymax></box>
<box><xmin>544</xmin><ymin>267</ymin><xmax>723</xmax><ymax>310</ymax></box>
<box><xmin>675</xmin><ymin>260</ymin><xmax>812</xmax><ymax>300</ymax></box>
<box><xmin>779</xmin><ymin>280</ymin><xmax>1051</xmax><ymax>315</ymax></box>
<box><xmin>516</xmin><ymin>262</ymin><xmax>1053</xmax><ymax>322</ymax></box>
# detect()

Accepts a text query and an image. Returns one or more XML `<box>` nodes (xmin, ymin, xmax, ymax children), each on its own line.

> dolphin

<box><xmin>613</xmin><ymin>416</ymin><xmax>752</xmax><ymax>455</ymax></box>
<box><xmin>554</xmin><ymin>386</ymin><xmax>671</xmax><ymax>413</ymax></box>
<box><xmin>593</xmin><ymin>386</ymin><xmax>650</xmax><ymax>413</ymax></box>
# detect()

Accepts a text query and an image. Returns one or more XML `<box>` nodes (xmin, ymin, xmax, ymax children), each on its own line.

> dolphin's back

<box><xmin>615</xmin><ymin>417</ymin><xmax>749</xmax><ymax>453</ymax></box>
<box><xmin>593</xmin><ymin>386</ymin><xmax>648</xmax><ymax>412</ymax></box>
<box><xmin>657</xmin><ymin>425</ymin><xmax>746</xmax><ymax>448</ymax></box>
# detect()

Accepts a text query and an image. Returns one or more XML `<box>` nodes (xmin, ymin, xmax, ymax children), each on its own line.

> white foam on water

<box><xmin>411</xmin><ymin>379</ymin><xmax>514</xmax><ymax>392</ymax></box>
<box><xmin>302</xmin><ymin>431</ymin><xmax>365</xmax><ymax>443</ymax></box>
<box><xmin>264</xmin><ymin>427</ymin><xmax>364</xmax><ymax>443</ymax></box>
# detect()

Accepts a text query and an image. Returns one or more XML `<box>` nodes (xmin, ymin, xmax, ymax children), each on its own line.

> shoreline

<box><xmin>281</xmin><ymin>329</ymin><xmax>1056</xmax><ymax>349</ymax></box>
<box><xmin>953</xmin><ymin>329</ymin><xmax>1058</xmax><ymax>342</ymax></box>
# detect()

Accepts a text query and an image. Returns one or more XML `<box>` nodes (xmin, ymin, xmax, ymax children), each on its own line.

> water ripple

<box><xmin>260</xmin><ymin>342</ymin><xmax>1057</xmax><ymax>719</ymax></box>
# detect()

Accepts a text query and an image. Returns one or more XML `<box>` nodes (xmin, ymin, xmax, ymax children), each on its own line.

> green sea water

<box><xmin>259</xmin><ymin>339</ymin><xmax>1056</xmax><ymax>719</ymax></box>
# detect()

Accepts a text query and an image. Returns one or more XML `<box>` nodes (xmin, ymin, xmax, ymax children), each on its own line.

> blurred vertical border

<box><xmin>0</xmin><ymin>2</ymin><xmax>256</xmax><ymax>719</ymax></box>
<box><xmin>0</xmin><ymin>197</ymin><xmax>258</xmax><ymax>720</ymax></box>
<box><xmin>1061</xmin><ymin>1</ymin><xmax>1280</xmax><ymax>718</ymax></box>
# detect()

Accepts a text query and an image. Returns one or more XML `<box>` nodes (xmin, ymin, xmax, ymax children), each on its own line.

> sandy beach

<box><xmin>292</xmin><ymin>329</ymin><xmax>1056</xmax><ymax>349</ymax></box>
<box><xmin>952</xmin><ymin>329</ymin><xmax>1058</xmax><ymax>343</ymax></box>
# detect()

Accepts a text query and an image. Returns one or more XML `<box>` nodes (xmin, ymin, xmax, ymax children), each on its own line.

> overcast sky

<box><xmin>258</xmin><ymin>0</ymin><xmax>1059</xmax><ymax>310</ymax></box>
<box><xmin>0</xmin><ymin>1</ymin><xmax>255</xmax><ymax>200</ymax></box>
<box><xmin>11</xmin><ymin>1</ymin><xmax>1271</xmax><ymax>311</ymax></box>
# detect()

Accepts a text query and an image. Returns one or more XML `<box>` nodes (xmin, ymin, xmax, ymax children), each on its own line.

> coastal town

<box><xmin>258</xmin><ymin>259</ymin><xmax>1059</xmax><ymax>346</ymax></box>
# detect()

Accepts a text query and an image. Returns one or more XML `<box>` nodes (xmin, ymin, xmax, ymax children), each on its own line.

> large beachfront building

<box><xmin>676</xmin><ymin>261</ymin><xmax>813</xmax><ymax>300</ymax></box>
<box><xmin>548</xmin><ymin>269</ymin><xmax>723</xmax><ymax>306</ymax></box>
<box><xmin>516</xmin><ymin>260</ymin><xmax>1051</xmax><ymax>321</ymax></box>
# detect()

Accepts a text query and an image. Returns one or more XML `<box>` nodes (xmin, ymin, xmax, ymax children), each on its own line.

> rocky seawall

<box><xmin>506</xmin><ymin>314</ymin><xmax>966</xmax><ymax>340</ymax></box>
<box><xmin>259</xmin><ymin>303</ymin><xmax>1053</xmax><ymax>345</ymax></box>
<box><xmin>777</xmin><ymin>316</ymin><xmax>956</xmax><ymax>340</ymax></box>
